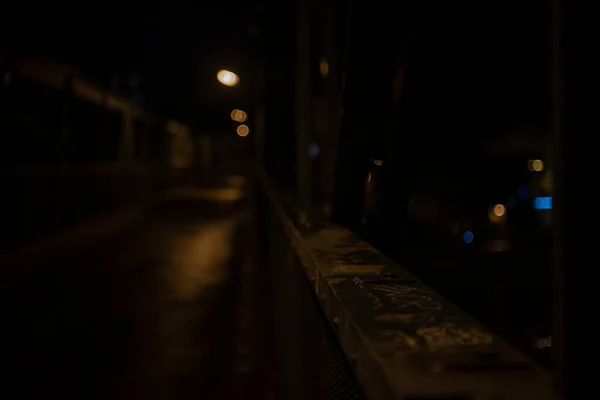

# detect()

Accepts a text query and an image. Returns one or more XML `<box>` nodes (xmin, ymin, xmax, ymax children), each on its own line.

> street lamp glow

<box><xmin>493</xmin><ymin>204</ymin><xmax>506</xmax><ymax>217</ymax></box>
<box><xmin>237</xmin><ymin>124</ymin><xmax>249</xmax><ymax>137</ymax></box>
<box><xmin>528</xmin><ymin>159</ymin><xmax>545</xmax><ymax>172</ymax></box>
<box><xmin>217</xmin><ymin>70</ymin><xmax>239</xmax><ymax>87</ymax></box>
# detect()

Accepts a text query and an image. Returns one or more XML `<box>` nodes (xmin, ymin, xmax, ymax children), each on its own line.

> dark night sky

<box><xmin>2</xmin><ymin>2</ymin><xmax>264</xmax><ymax>128</ymax></box>
<box><xmin>2</xmin><ymin>1</ymin><xmax>550</xmax><ymax>136</ymax></box>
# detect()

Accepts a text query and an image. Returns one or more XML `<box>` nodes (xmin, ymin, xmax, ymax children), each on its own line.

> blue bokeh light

<box><xmin>533</xmin><ymin>196</ymin><xmax>552</xmax><ymax>210</ymax></box>
<box><xmin>308</xmin><ymin>142</ymin><xmax>320</xmax><ymax>158</ymax></box>
<box><xmin>517</xmin><ymin>186</ymin><xmax>528</xmax><ymax>199</ymax></box>
<box><xmin>463</xmin><ymin>231</ymin><xmax>474</xmax><ymax>244</ymax></box>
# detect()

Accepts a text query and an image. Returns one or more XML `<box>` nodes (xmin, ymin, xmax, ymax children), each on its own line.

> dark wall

<box><xmin>0</xmin><ymin>67</ymin><xmax>182</xmax><ymax>253</ymax></box>
<box><xmin>263</xmin><ymin>0</ymin><xmax>296</xmax><ymax>189</ymax></box>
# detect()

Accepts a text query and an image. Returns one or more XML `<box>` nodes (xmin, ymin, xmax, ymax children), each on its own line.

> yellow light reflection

<box><xmin>489</xmin><ymin>204</ymin><xmax>506</xmax><ymax>223</ymax></box>
<box><xmin>493</xmin><ymin>204</ymin><xmax>505</xmax><ymax>217</ymax></box>
<box><xmin>230</xmin><ymin>109</ymin><xmax>247</xmax><ymax>123</ymax></box>
<box><xmin>534</xmin><ymin>336</ymin><xmax>552</xmax><ymax>349</ymax></box>
<box><xmin>217</xmin><ymin>70</ymin><xmax>239</xmax><ymax>87</ymax></box>
<box><xmin>488</xmin><ymin>239</ymin><xmax>511</xmax><ymax>252</ymax></box>
<box><xmin>231</xmin><ymin>109</ymin><xmax>242</xmax><ymax>121</ymax></box>
<box><xmin>528</xmin><ymin>159</ymin><xmax>544</xmax><ymax>172</ymax></box>
<box><xmin>373</xmin><ymin>160</ymin><xmax>383</xmax><ymax>166</ymax></box>
<box><xmin>236</xmin><ymin>124</ymin><xmax>249</xmax><ymax>137</ymax></box>
<box><xmin>169</xmin><ymin>218</ymin><xmax>236</xmax><ymax>300</ymax></box>
<box><xmin>320</xmin><ymin>60</ymin><xmax>329</xmax><ymax>77</ymax></box>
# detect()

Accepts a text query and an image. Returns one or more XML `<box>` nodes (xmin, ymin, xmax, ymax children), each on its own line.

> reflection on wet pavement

<box><xmin>1</xmin><ymin>186</ymin><xmax>266</xmax><ymax>399</ymax></box>
<box><xmin>169</xmin><ymin>219</ymin><xmax>236</xmax><ymax>300</ymax></box>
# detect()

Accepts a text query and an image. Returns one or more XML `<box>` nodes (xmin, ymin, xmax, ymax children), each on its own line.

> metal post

<box><xmin>121</xmin><ymin>113</ymin><xmax>134</xmax><ymax>164</ymax></box>
<box><xmin>550</xmin><ymin>0</ymin><xmax>564</xmax><ymax>395</ymax></box>
<box><xmin>254</xmin><ymin>106</ymin><xmax>266</xmax><ymax>168</ymax></box>
<box><xmin>330</xmin><ymin>5</ymin><xmax>395</xmax><ymax>231</ymax></box>
<box><xmin>321</xmin><ymin>0</ymin><xmax>342</xmax><ymax>215</ymax></box>
<box><xmin>56</xmin><ymin>76</ymin><xmax>73</xmax><ymax>230</ymax></box>
<box><xmin>295</xmin><ymin>0</ymin><xmax>312</xmax><ymax>205</ymax></box>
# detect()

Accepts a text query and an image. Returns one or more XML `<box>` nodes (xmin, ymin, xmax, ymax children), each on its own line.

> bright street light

<box><xmin>217</xmin><ymin>70</ymin><xmax>239</xmax><ymax>87</ymax></box>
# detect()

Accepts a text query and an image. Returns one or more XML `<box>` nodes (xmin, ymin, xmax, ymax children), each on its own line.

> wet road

<box><xmin>1</xmin><ymin>184</ymin><xmax>269</xmax><ymax>399</ymax></box>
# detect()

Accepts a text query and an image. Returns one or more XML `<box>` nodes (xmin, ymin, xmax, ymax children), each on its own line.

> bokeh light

<box><xmin>489</xmin><ymin>204</ymin><xmax>506</xmax><ymax>223</ymax></box>
<box><xmin>308</xmin><ymin>142</ymin><xmax>320</xmax><ymax>158</ymax></box>
<box><xmin>230</xmin><ymin>109</ymin><xmax>247</xmax><ymax>122</ymax></box>
<box><xmin>533</xmin><ymin>196</ymin><xmax>552</xmax><ymax>210</ymax></box>
<box><xmin>463</xmin><ymin>231</ymin><xmax>474</xmax><ymax>244</ymax></box>
<box><xmin>319</xmin><ymin>60</ymin><xmax>329</xmax><ymax>77</ymax></box>
<box><xmin>528</xmin><ymin>159</ymin><xmax>544</xmax><ymax>172</ymax></box>
<box><xmin>493</xmin><ymin>204</ymin><xmax>506</xmax><ymax>217</ymax></box>
<box><xmin>236</xmin><ymin>124</ymin><xmax>249</xmax><ymax>137</ymax></box>
<box><xmin>217</xmin><ymin>70</ymin><xmax>239</xmax><ymax>87</ymax></box>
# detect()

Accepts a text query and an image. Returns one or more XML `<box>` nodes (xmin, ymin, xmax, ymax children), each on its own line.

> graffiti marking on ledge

<box><xmin>417</xmin><ymin>324</ymin><xmax>493</xmax><ymax>350</ymax></box>
<box><xmin>370</xmin><ymin>284</ymin><xmax>443</xmax><ymax>311</ymax></box>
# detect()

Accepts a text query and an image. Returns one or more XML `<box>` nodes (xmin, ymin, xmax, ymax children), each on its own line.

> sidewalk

<box><xmin>1</xmin><ymin>181</ymin><xmax>269</xmax><ymax>399</ymax></box>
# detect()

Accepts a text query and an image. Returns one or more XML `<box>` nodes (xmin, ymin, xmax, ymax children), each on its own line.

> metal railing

<box><xmin>0</xmin><ymin>57</ymin><xmax>201</xmax><ymax>252</ymax></box>
<box><xmin>256</xmin><ymin>169</ymin><xmax>557</xmax><ymax>400</ymax></box>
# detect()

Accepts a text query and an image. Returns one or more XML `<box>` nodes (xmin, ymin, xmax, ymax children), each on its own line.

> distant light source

<box><xmin>236</xmin><ymin>124</ymin><xmax>249</xmax><ymax>137</ymax></box>
<box><xmin>463</xmin><ymin>231</ymin><xmax>474</xmax><ymax>244</ymax></box>
<box><xmin>489</xmin><ymin>239</ymin><xmax>510</xmax><ymax>252</ymax></box>
<box><xmin>319</xmin><ymin>60</ymin><xmax>329</xmax><ymax>77</ymax></box>
<box><xmin>493</xmin><ymin>204</ymin><xmax>506</xmax><ymax>217</ymax></box>
<box><xmin>373</xmin><ymin>160</ymin><xmax>383</xmax><ymax>166</ymax></box>
<box><xmin>217</xmin><ymin>70</ymin><xmax>239</xmax><ymax>87</ymax></box>
<box><xmin>230</xmin><ymin>109</ymin><xmax>247</xmax><ymax>122</ymax></box>
<box><xmin>489</xmin><ymin>204</ymin><xmax>506</xmax><ymax>223</ymax></box>
<box><xmin>533</xmin><ymin>196</ymin><xmax>552</xmax><ymax>210</ymax></box>
<box><xmin>308</xmin><ymin>142</ymin><xmax>320</xmax><ymax>158</ymax></box>
<box><xmin>528</xmin><ymin>159</ymin><xmax>544</xmax><ymax>172</ymax></box>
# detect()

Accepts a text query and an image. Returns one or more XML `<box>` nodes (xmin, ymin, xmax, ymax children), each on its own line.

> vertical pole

<box><xmin>252</xmin><ymin>41</ymin><xmax>266</xmax><ymax>172</ymax></box>
<box><xmin>295</xmin><ymin>0</ymin><xmax>312</xmax><ymax>205</ymax></box>
<box><xmin>321</xmin><ymin>0</ymin><xmax>341</xmax><ymax>215</ymax></box>
<box><xmin>61</xmin><ymin>76</ymin><xmax>73</xmax><ymax>166</ymax></box>
<box><xmin>199</xmin><ymin>136</ymin><xmax>212</xmax><ymax>169</ymax></box>
<box><xmin>121</xmin><ymin>112</ymin><xmax>134</xmax><ymax>164</ymax></box>
<box><xmin>255</xmin><ymin>106</ymin><xmax>266</xmax><ymax>169</ymax></box>
<box><xmin>118</xmin><ymin>112</ymin><xmax>134</xmax><ymax>205</ymax></box>
<box><xmin>550</xmin><ymin>0</ymin><xmax>564</xmax><ymax>395</ymax></box>
<box><xmin>331</xmin><ymin>5</ymin><xmax>395</xmax><ymax>231</ymax></box>
<box><xmin>56</xmin><ymin>76</ymin><xmax>73</xmax><ymax>231</ymax></box>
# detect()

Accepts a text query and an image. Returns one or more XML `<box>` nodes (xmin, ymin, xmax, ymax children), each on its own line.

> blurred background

<box><xmin>0</xmin><ymin>0</ymin><xmax>561</xmax><ymax>398</ymax></box>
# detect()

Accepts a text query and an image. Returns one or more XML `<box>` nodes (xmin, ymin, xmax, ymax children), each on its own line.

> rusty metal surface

<box><xmin>259</xmin><ymin>171</ymin><xmax>557</xmax><ymax>400</ymax></box>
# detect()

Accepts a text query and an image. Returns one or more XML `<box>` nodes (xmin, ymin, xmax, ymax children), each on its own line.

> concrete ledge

<box><xmin>258</xmin><ymin>170</ymin><xmax>557</xmax><ymax>400</ymax></box>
